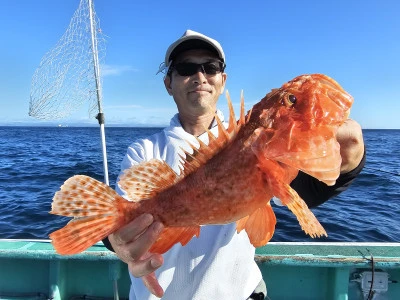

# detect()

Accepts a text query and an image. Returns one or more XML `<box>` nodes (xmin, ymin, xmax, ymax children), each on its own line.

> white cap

<box><xmin>157</xmin><ymin>29</ymin><xmax>225</xmax><ymax>74</ymax></box>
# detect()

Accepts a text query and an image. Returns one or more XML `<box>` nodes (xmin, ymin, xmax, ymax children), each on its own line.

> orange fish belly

<box><xmin>138</xmin><ymin>146</ymin><xmax>268</xmax><ymax>227</ymax></box>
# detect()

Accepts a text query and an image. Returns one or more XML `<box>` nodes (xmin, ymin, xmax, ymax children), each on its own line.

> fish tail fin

<box><xmin>49</xmin><ymin>215</ymin><xmax>122</xmax><ymax>255</ymax></box>
<box><xmin>49</xmin><ymin>175</ymin><xmax>128</xmax><ymax>255</ymax></box>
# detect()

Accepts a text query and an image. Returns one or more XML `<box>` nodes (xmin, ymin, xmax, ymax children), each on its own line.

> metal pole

<box><xmin>88</xmin><ymin>1</ymin><xmax>115</xmax><ymax>298</ymax></box>
<box><xmin>88</xmin><ymin>0</ymin><xmax>109</xmax><ymax>186</ymax></box>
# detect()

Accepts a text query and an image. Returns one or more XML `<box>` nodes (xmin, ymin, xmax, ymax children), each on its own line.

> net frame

<box><xmin>29</xmin><ymin>0</ymin><xmax>109</xmax><ymax>185</ymax></box>
<box><xmin>29</xmin><ymin>0</ymin><xmax>106</xmax><ymax>120</ymax></box>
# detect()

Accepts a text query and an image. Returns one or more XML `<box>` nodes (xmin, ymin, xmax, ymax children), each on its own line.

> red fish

<box><xmin>50</xmin><ymin>74</ymin><xmax>353</xmax><ymax>255</ymax></box>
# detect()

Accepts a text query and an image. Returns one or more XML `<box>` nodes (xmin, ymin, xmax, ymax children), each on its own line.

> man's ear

<box><xmin>220</xmin><ymin>73</ymin><xmax>227</xmax><ymax>95</ymax></box>
<box><xmin>164</xmin><ymin>76</ymin><xmax>173</xmax><ymax>96</ymax></box>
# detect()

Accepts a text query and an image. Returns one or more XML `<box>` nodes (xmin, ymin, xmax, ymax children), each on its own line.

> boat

<box><xmin>1</xmin><ymin>239</ymin><xmax>399</xmax><ymax>299</ymax></box>
<box><xmin>256</xmin><ymin>242</ymin><xmax>400</xmax><ymax>299</ymax></box>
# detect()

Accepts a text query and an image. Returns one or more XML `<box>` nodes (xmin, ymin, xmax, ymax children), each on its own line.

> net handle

<box><xmin>89</xmin><ymin>0</ymin><xmax>109</xmax><ymax>186</ymax></box>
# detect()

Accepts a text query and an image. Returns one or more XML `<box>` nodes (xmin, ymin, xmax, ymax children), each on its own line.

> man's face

<box><xmin>164</xmin><ymin>49</ymin><xmax>227</xmax><ymax>117</ymax></box>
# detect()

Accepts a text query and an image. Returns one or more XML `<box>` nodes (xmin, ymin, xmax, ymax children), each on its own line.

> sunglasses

<box><xmin>170</xmin><ymin>61</ymin><xmax>225</xmax><ymax>76</ymax></box>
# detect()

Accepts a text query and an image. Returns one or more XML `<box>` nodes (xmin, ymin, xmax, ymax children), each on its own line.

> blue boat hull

<box><xmin>0</xmin><ymin>240</ymin><xmax>399</xmax><ymax>299</ymax></box>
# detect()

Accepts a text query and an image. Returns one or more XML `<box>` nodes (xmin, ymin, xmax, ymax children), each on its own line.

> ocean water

<box><xmin>0</xmin><ymin>127</ymin><xmax>399</xmax><ymax>242</ymax></box>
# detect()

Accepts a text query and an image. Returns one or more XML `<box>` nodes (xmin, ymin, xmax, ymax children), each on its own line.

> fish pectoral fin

<box><xmin>284</xmin><ymin>186</ymin><xmax>328</xmax><ymax>238</ymax></box>
<box><xmin>255</xmin><ymin>155</ymin><xmax>327</xmax><ymax>239</ymax></box>
<box><xmin>119</xmin><ymin>159</ymin><xmax>180</xmax><ymax>201</ymax></box>
<box><xmin>271</xmin><ymin>181</ymin><xmax>328</xmax><ymax>238</ymax></box>
<box><xmin>149</xmin><ymin>226</ymin><xmax>201</xmax><ymax>254</ymax></box>
<box><xmin>236</xmin><ymin>203</ymin><xmax>277</xmax><ymax>247</ymax></box>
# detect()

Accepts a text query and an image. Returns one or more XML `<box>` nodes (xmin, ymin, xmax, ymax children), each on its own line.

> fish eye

<box><xmin>288</xmin><ymin>94</ymin><xmax>297</xmax><ymax>104</ymax></box>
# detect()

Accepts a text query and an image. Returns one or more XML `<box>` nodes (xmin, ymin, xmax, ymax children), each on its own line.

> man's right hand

<box><xmin>108</xmin><ymin>214</ymin><xmax>165</xmax><ymax>298</ymax></box>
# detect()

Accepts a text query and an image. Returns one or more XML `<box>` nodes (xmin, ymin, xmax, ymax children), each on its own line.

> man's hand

<box><xmin>336</xmin><ymin>119</ymin><xmax>364</xmax><ymax>173</ymax></box>
<box><xmin>108</xmin><ymin>214</ymin><xmax>165</xmax><ymax>298</ymax></box>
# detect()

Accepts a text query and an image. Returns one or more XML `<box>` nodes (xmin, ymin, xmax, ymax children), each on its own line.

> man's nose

<box><xmin>192</xmin><ymin>68</ymin><xmax>207</xmax><ymax>83</ymax></box>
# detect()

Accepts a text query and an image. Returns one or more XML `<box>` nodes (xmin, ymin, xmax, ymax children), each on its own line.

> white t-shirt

<box><xmin>116</xmin><ymin>111</ymin><xmax>262</xmax><ymax>300</ymax></box>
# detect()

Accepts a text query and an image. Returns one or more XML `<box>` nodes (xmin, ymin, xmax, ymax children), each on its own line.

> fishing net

<box><xmin>29</xmin><ymin>0</ymin><xmax>106</xmax><ymax>120</ymax></box>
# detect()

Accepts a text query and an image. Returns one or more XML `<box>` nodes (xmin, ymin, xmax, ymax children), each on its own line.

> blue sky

<box><xmin>0</xmin><ymin>0</ymin><xmax>399</xmax><ymax>129</ymax></box>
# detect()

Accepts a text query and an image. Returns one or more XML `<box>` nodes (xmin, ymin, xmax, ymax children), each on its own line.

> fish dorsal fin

<box><xmin>180</xmin><ymin>90</ymin><xmax>249</xmax><ymax>176</ymax></box>
<box><xmin>119</xmin><ymin>159</ymin><xmax>179</xmax><ymax>201</ymax></box>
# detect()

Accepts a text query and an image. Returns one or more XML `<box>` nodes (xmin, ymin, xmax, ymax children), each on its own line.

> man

<box><xmin>103</xmin><ymin>29</ymin><xmax>365</xmax><ymax>299</ymax></box>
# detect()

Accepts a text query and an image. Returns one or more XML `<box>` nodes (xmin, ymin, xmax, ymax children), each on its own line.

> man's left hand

<box><xmin>336</xmin><ymin>119</ymin><xmax>365</xmax><ymax>173</ymax></box>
